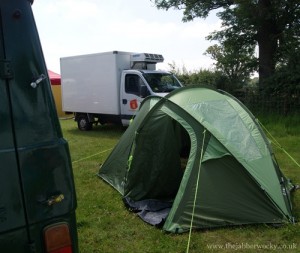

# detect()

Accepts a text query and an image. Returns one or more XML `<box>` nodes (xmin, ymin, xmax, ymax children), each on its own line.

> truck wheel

<box><xmin>77</xmin><ymin>115</ymin><xmax>92</xmax><ymax>131</ymax></box>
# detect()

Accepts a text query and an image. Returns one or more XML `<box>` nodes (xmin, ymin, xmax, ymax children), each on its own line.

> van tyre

<box><xmin>77</xmin><ymin>115</ymin><xmax>92</xmax><ymax>131</ymax></box>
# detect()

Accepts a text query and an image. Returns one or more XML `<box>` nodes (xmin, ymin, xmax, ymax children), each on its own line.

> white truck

<box><xmin>60</xmin><ymin>51</ymin><xmax>182</xmax><ymax>130</ymax></box>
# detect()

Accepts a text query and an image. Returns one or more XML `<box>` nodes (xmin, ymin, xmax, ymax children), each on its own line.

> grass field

<box><xmin>60</xmin><ymin>116</ymin><xmax>300</xmax><ymax>253</ymax></box>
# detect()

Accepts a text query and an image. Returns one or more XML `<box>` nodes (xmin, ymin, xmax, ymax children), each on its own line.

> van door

<box><xmin>0</xmin><ymin>59</ymin><xmax>29</xmax><ymax>251</ymax></box>
<box><xmin>0</xmin><ymin>1</ymin><xmax>78</xmax><ymax>252</ymax></box>
<box><xmin>120</xmin><ymin>73</ymin><xmax>149</xmax><ymax>126</ymax></box>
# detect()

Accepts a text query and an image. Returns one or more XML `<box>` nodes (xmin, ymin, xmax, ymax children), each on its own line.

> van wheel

<box><xmin>77</xmin><ymin>115</ymin><xmax>92</xmax><ymax>131</ymax></box>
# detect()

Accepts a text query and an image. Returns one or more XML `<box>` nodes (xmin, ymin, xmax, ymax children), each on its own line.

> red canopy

<box><xmin>48</xmin><ymin>70</ymin><xmax>61</xmax><ymax>85</ymax></box>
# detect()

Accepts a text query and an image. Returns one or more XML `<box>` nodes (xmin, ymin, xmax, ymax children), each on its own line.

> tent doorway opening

<box><xmin>123</xmin><ymin>115</ymin><xmax>192</xmax><ymax>226</ymax></box>
<box><xmin>178</xmin><ymin>121</ymin><xmax>191</xmax><ymax>172</ymax></box>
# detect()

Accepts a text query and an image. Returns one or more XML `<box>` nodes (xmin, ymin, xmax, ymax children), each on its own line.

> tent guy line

<box><xmin>187</xmin><ymin>129</ymin><xmax>207</xmax><ymax>253</ymax></box>
<box><xmin>72</xmin><ymin>148</ymin><xmax>113</xmax><ymax>164</ymax></box>
<box><xmin>258</xmin><ymin>121</ymin><xmax>300</xmax><ymax>168</ymax></box>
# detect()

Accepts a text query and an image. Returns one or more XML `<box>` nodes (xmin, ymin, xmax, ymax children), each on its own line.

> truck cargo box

<box><xmin>61</xmin><ymin>51</ymin><xmax>133</xmax><ymax>115</ymax></box>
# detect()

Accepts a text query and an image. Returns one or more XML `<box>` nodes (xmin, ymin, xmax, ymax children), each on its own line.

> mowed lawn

<box><xmin>60</xmin><ymin>116</ymin><xmax>300</xmax><ymax>253</ymax></box>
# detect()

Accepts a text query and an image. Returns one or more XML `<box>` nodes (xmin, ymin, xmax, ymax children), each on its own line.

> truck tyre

<box><xmin>77</xmin><ymin>115</ymin><xmax>93</xmax><ymax>131</ymax></box>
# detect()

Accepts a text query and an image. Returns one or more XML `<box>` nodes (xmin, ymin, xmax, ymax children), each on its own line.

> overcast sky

<box><xmin>32</xmin><ymin>0</ymin><xmax>221</xmax><ymax>74</ymax></box>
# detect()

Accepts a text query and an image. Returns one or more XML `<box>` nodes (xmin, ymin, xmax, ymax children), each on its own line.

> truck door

<box><xmin>0</xmin><ymin>1</ymin><xmax>78</xmax><ymax>252</ymax></box>
<box><xmin>120</xmin><ymin>73</ymin><xmax>148</xmax><ymax>125</ymax></box>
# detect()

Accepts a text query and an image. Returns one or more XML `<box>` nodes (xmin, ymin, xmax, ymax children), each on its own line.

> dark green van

<box><xmin>0</xmin><ymin>0</ymin><xmax>78</xmax><ymax>252</ymax></box>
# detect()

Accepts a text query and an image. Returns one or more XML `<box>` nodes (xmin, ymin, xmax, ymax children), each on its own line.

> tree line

<box><xmin>153</xmin><ymin>0</ymin><xmax>300</xmax><ymax>115</ymax></box>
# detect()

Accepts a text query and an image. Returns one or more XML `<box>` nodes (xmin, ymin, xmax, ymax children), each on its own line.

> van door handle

<box><xmin>30</xmin><ymin>74</ymin><xmax>46</xmax><ymax>88</ymax></box>
<box><xmin>41</xmin><ymin>194</ymin><xmax>65</xmax><ymax>206</ymax></box>
<box><xmin>122</xmin><ymin>99</ymin><xmax>127</xmax><ymax>104</ymax></box>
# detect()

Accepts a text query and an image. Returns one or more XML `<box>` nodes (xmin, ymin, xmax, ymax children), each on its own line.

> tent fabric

<box><xmin>123</xmin><ymin>197</ymin><xmax>172</xmax><ymax>227</ymax></box>
<box><xmin>48</xmin><ymin>70</ymin><xmax>61</xmax><ymax>85</ymax></box>
<box><xmin>98</xmin><ymin>86</ymin><xmax>294</xmax><ymax>233</ymax></box>
<box><xmin>48</xmin><ymin>70</ymin><xmax>66</xmax><ymax>117</ymax></box>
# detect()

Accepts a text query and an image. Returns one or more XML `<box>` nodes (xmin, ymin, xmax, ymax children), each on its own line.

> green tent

<box><xmin>98</xmin><ymin>86</ymin><xmax>294</xmax><ymax>233</ymax></box>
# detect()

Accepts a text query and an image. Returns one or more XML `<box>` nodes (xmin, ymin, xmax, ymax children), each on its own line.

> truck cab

<box><xmin>0</xmin><ymin>0</ymin><xmax>78</xmax><ymax>252</ymax></box>
<box><xmin>120</xmin><ymin>69</ymin><xmax>182</xmax><ymax>126</ymax></box>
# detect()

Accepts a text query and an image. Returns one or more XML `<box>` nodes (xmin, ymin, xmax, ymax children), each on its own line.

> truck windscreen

<box><xmin>143</xmin><ymin>73</ymin><xmax>182</xmax><ymax>93</ymax></box>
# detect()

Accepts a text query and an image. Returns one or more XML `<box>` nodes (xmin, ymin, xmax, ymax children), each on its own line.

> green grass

<box><xmin>60</xmin><ymin>117</ymin><xmax>300</xmax><ymax>253</ymax></box>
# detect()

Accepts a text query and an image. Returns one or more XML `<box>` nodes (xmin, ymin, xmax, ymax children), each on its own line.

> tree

<box><xmin>205</xmin><ymin>40</ymin><xmax>257</xmax><ymax>89</ymax></box>
<box><xmin>167</xmin><ymin>61</ymin><xmax>230</xmax><ymax>90</ymax></box>
<box><xmin>153</xmin><ymin>0</ymin><xmax>300</xmax><ymax>86</ymax></box>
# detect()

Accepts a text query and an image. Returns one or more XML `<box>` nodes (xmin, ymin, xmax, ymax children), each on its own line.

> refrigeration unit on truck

<box><xmin>60</xmin><ymin>51</ymin><xmax>182</xmax><ymax>130</ymax></box>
